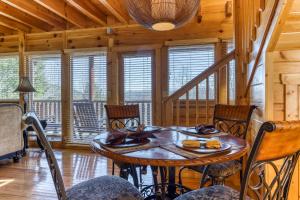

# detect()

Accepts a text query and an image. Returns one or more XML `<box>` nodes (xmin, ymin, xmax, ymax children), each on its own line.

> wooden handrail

<box><xmin>164</xmin><ymin>50</ymin><xmax>235</xmax><ymax>103</ymax></box>
<box><xmin>243</xmin><ymin>0</ymin><xmax>280</xmax><ymax>97</ymax></box>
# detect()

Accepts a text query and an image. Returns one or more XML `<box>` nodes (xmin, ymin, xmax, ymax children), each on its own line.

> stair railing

<box><xmin>163</xmin><ymin>50</ymin><xmax>235</xmax><ymax>126</ymax></box>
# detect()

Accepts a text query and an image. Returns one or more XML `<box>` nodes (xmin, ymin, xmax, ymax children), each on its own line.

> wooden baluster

<box><xmin>195</xmin><ymin>84</ymin><xmax>199</xmax><ymax>125</ymax></box>
<box><xmin>185</xmin><ymin>92</ymin><xmax>190</xmax><ymax>127</ymax></box>
<box><xmin>176</xmin><ymin>99</ymin><xmax>180</xmax><ymax>126</ymax></box>
<box><xmin>206</xmin><ymin>78</ymin><xmax>209</xmax><ymax>124</ymax></box>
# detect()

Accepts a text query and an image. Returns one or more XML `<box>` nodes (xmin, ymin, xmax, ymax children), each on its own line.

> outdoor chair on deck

<box><xmin>73</xmin><ymin>101</ymin><xmax>103</xmax><ymax>137</ymax></box>
<box><xmin>23</xmin><ymin>112</ymin><xmax>143</xmax><ymax>200</ymax></box>
<box><xmin>105</xmin><ymin>104</ymin><xmax>143</xmax><ymax>188</ymax></box>
<box><xmin>175</xmin><ymin>120</ymin><xmax>300</xmax><ymax>200</ymax></box>
<box><xmin>179</xmin><ymin>104</ymin><xmax>256</xmax><ymax>186</ymax></box>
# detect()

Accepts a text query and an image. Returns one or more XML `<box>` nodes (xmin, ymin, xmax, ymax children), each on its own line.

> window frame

<box><xmin>118</xmin><ymin>50</ymin><xmax>155</xmax><ymax>125</ymax></box>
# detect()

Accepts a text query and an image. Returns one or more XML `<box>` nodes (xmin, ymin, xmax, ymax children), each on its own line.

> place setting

<box><xmin>93</xmin><ymin>124</ymin><xmax>163</xmax><ymax>154</ymax></box>
<box><xmin>175</xmin><ymin>124</ymin><xmax>229</xmax><ymax>138</ymax></box>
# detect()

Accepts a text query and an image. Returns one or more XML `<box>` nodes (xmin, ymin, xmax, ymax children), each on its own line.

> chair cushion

<box><xmin>66</xmin><ymin>175</ymin><xmax>143</xmax><ymax>200</ymax></box>
<box><xmin>174</xmin><ymin>185</ymin><xmax>250</xmax><ymax>200</ymax></box>
<box><xmin>206</xmin><ymin>160</ymin><xmax>242</xmax><ymax>177</ymax></box>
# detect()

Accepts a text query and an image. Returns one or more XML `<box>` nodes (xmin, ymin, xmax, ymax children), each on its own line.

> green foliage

<box><xmin>0</xmin><ymin>57</ymin><xmax>19</xmax><ymax>99</ymax></box>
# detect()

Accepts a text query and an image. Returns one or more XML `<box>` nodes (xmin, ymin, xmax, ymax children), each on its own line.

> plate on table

<box><xmin>180</xmin><ymin>126</ymin><xmax>220</xmax><ymax>137</ymax></box>
<box><xmin>126</xmin><ymin>126</ymin><xmax>162</xmax><ymax>133</ymax></box>
<box><xmin>174</xmin><ymin>140</ymin><xmax>231</xmax><ymax>154</ymax></box>
<box><xmin>97</xmin><ymin>137</ymin><xmax>150</xmax><ymax>148</ymax></box>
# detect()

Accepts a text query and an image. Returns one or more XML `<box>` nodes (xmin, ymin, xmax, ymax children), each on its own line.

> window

<box><xmin>228</xmin><ymin>42</ymin><xmax>235</xmax><ymax>104</ymax></box>
<box><xmin>0</xmin><ymin>55</ymin><xmax>19</xmax><ymax>100</ymax></box>
<box><xmin>28</xmin><ymin>54</ymin><xmax>62</xmax><ymax>135</ymax></box>
<box><xmin>122</xmin><ymin>52</ymin><xmax>153</xmax><ymax>125</ymax></box>
<box><xmin>168</xmin><ymin>45</ymin><xmax>215</xmax><ymax>99</ymax></box>
<box><xmin>71</xmin><ymin>52</ymin><xmax>107</xmax><ymax>137</ymax></box>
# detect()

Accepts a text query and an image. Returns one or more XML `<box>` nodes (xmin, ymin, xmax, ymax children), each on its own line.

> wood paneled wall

<box><xmin>265</xmin><ymin>49</ymin><xmax>300</xmax><ymax>200</ymax></box>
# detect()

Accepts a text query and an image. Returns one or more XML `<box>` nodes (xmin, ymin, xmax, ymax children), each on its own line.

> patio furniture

<box><xmin>23</xmin><ymin>112</ymin><xmax>143</xmax><ymax>200</ymax></box>
<box><xmin>178</xmin><ymin>104</ymin><xmax>256</xmax><ymax>186</ymax></box>
<box><xmin>73</xmin><ymin>101</ymin><xmax>103</xmax><ymax>135</ymax></box>
<box><xmin>175</xmin><ymin>120</ymin><xmax>300</xmax><ymax>200</ymax></box>
<box><xmin>91</xmin><ymin>128</ymin><xmax>249</xmax><ymax>199</ymax></box>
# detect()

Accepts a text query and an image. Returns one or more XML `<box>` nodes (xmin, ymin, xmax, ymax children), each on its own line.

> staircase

<box><xmin>162</xmin><ymin>0</ymin><xmax>282</xmax><ymax>126</ymax></box>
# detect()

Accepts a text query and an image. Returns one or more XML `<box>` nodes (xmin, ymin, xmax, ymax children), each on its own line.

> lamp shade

<box><xmin>124</xmin><ymin>0</ymin><xmax>200</xmax><ymax>31</ymax></box>
<box><xmin>14</xmin><ymin>77</ymin><xmax>36</xmax><ymax>93</ymax></box>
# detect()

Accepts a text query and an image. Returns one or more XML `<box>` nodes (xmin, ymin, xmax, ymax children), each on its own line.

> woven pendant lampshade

<box><xmin>125</xmin><ymin>0</ymin><xmax>200</xmax><ymax>31</ymax></box>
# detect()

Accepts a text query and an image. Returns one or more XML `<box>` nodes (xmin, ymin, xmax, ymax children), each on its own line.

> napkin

<box><xmin>195</xmin><ymin>124</ymin><xmax>217</xmax><ymax>134</ymax></box>
<box><xmin>106</xmin><ymin>131</ymin><xmax>127</xmax><ymax>145</ymax></box>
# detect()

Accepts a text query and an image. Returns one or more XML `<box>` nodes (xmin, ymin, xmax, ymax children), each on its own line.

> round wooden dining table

<box><xmin>91</xmin><ymin>127</ymin><xmax>249</xmax><ymax>200</ymax></box>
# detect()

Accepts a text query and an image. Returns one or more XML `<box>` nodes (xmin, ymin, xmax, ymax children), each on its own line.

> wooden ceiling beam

<box><xmin>34</xmin><ymin>0</ymin><xmax>90</xmax><ymax>28</ymax></box>
<box><xmin>0</xmin><ymin>15</ymin><xmax>31</xmax><ymax>32</ymax></box>
<box><xmin>0</xmin><ymin>1</ymin><xmax>53</xmax><ymax>31</ymax></box>
<box><xmin>98</xmin><ymin>0</ymin><xmax>129</xmax><ymax>24</ymax></box>
<box><xmin>66</xmin><ymin>0</ymin><xmax>107</xmax><ymax>26</ymax></box>
<box><xmin>0</xmin><ymin>24</ymin><xmax>16</xmax><ymax>35</ymax></box>
<box><xmin>0</xmin><ymin>0</ymin><xmax>67</xmax><ymax>29</ymax></box>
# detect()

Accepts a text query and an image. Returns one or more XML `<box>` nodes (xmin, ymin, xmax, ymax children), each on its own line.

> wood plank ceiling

<box><xmin>275</xmin><ymin>0</ymin><xmax>300</xmax><ymax>50</ymax></box>
<box><xmin>0</xmin><ymin>0</ymin><xmax>135</xmax><ymax>35</ymax></box>
<box><xmin>0</xmin><ymin>0</ymin><xmax>205</xmax><ymax>36</ymax></box>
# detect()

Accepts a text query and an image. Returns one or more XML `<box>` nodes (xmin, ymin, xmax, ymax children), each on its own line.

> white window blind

<box><xmin>122</xmin><ymin>52</ymin><xmax>152</xmax><ymax>125</ymax></box>
<box><xmin>228</xmin><ymin>42</ymin><xmax>236</xmax><ymax>103</ymax></box>
<box><xmin>0</xmin><ymin>55</ymin><xmax>19</xmax><ymax>100</ymax></box>
<box><xmin>71</xmin><ymin>52</ymin><xmax>107</xmax><ymax>139</ymax></box>
<box><xmin>168</xmin><ymin>45</ymin><xmax>215</xmax><ymax>99</ymax></box>
<box><xmin>28</xmin><ymin>54</ymin><xmax>62</xmax><ymax>135</ymax></box>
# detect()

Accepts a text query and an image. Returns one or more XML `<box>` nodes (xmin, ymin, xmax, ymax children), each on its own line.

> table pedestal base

<box><xmin>141</xmin><ymin>183</ymin><xmax>191</xmax><ymax>200</ymax></box>
<box><xmin>140</xmin><ymin>166</ymin><xmax>191</xmax><ymax>200</ymax></box>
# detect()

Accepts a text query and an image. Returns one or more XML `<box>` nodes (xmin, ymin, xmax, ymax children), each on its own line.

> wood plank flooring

<box><xmin>0</xmin><ymin>148</ymin><xmax>204</xmax><ymax>200</ymax></box>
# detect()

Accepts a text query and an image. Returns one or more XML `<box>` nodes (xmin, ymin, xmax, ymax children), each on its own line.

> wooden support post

<box><xmin>107</xmin><ymin>37</ymin><xmax>118</xmax><ymax>105</ymax></box>
<box><xmin>61</xmin><ymin>32</ymin><xmax>73</xmax><ymax>145</ymax></box>
<box><xmin>18</xmin><ymin>32</ymin><xmax>26</xmax><ymax>107</ymax></box>
<box><xmin>234</xmin><ymin>0</ymin><xmax>247</xmax><ymax>104</ymax></box>
<box><xmin>154</xmin><ymin>47</ymin><xmax>162</xmax><ymax>125</ymax></box>
<box><xmin>215</xmin><ymin>42</ymin><xmax>227</xmax><ymax>104</ymax></box>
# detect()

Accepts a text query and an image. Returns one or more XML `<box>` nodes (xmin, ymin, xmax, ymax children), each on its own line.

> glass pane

<box><xmin>0</xmin><ymin>56</ymin><xmax>19</xmax><ymax>100</ymax></box>
<box><xmin>123</xmin><ymin>53</ymin><xmax>152</xmax><ymax>125</ymax></box>
<box><xmin>29</xmin><ymin>54</ymin><xmax>62</xmax><ymax>135</ymax></box>
<box><xmin>168</xmin><ymin>45</ymin><xmax>215</xmax><ymax>95</ymax></box>
<box><xmin>71</xmin><ymin>52</ymin><xmax>107</xmax><ymax>140</ymax></box>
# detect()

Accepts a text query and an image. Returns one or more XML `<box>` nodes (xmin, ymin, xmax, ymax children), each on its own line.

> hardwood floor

<box><xmin>0</xmin><ymin>148</ymin><xmax>203</xmax><ymax>200</ymax></box>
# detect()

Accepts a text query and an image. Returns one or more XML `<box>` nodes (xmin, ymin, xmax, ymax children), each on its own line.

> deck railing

<box><xmin>31</xmin><ymin>99</ymin><xmax>152</xmax><ymax>134</ymax></box>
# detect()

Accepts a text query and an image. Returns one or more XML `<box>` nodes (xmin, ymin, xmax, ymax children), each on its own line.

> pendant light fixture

<box><xmin>125</xmin><ymin>0</ymin><xmax>200</xmax><ymax>31</ymax></box>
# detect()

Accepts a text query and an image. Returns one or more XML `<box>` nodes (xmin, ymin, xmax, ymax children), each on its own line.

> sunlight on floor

<box><xmin>0</xmin><ymin>179</ymin><xmax>14</xmax><ymax>188</ymax></box>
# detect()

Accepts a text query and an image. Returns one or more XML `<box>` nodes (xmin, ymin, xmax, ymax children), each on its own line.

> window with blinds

<box><xmin>0</xmin><ymin>55</ymin><xmax>19</xmax><ymax>100</ymax></box>
<box><xmin>71</xmin><ymin>52</ymin><xmax>107</xmax><ymax>139</ymax></box>
<box><xmin>168</xmin><ymin>45</ymin><xmax>215</xmax><ymax>99</ymax></box>
<box><xmin>228</xmin><ymin>42</ymin><xmax>236</xmax><ymax>104</ymax></box>
<box><xmin>28</xmin><ymin>54</ymin><xmax>62</xmax><ymax>135</ymax></box>
<box><xmin>122</xmin><ymin>52</ymin><xmax>152</xmax><ymax>125</ymax></box>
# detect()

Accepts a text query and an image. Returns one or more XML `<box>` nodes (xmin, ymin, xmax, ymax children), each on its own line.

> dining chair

<box><xmin>23</xmin><ymin>112</ymin><xmax>144</xmax><ymax>200</ymax></box>
<box><xmin>105</xmin><ymin>104</ymin><xmax>141</xmax><ymax>130</ymax></box>
<box><xmin>178</xmin><ymin>104</ymin><xmax>256</xmax><ymax>186</ymax></box>
<box><xmin>175</xmin><ymin>120</ymin><xmax>300</xmax><ymax>200</ymax></box>
<box><xmin>104</xmin><ymin>104</ymin><xmax>143</xmax><ymax>188</ymax></box>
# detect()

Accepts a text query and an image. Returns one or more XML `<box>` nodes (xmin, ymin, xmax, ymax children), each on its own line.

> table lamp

<box><xmin>14</xmin><ymin>76</ymin><xmax>36</xmax><ymax>113</ymax></box>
